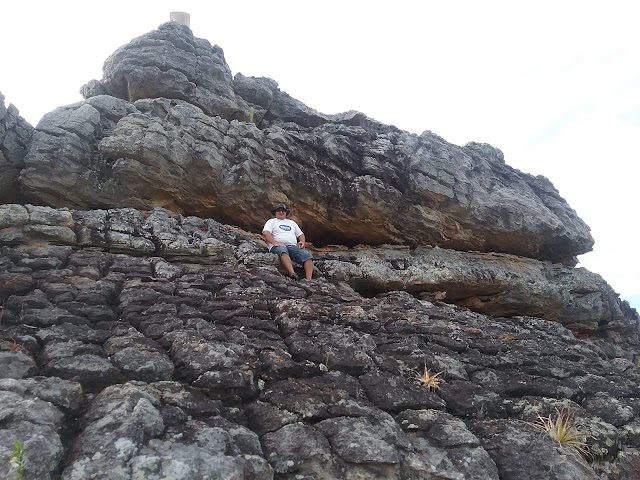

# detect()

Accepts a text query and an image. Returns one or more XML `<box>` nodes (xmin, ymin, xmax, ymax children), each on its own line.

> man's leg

<box><xmin>303</xmin><ymin>259</ymin><xmax>313</xmax><ymax>280</ymax></box>
<box><xmin>279</xmin><ymin>253</ymin><xmax>296</xmax><ymax>276</ymax></box>
<box><xmin>271</xmin><ymin>246</ymin><xmax>297</xmax><ymax>279</ymax></box>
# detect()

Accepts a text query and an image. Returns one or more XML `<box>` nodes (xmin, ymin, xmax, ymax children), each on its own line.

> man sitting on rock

<box><xmin>262</xmin><ymin>203</ymin><xmax>313</xmax><ymax>280</ymax></box>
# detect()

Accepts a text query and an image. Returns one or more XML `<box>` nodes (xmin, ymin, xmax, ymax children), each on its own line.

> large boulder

<box><xmin>82</xmin><ymin>22</ymin><xmax>250</xmax><ymax>122</ymax></box>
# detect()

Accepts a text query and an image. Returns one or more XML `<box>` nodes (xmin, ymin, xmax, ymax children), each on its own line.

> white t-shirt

<box><xmin>263</xmin><ymin>218</ymin><xmax>303</xmax><ymax>249</ymax></box>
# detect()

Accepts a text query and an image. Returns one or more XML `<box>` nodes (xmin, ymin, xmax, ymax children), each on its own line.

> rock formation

<box><xmin>1</xmin><ymin>20</ymin><xmax>639</xmax><ymax>480</ymax></box>
<box><xmin>0</xmin><ymin>92</ymin><xmax>33</xmax><ymax>204</ymax></box>
<box><xmin>19</xmin><ymin>22</ymin><xmax>592</xmax><ymax>265</ymax></box>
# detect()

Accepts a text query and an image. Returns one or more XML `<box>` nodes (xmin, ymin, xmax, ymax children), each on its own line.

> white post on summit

<box><xmin>170</xmin><ymin>11</ymin><xmax>190</xmax><ymax>27</ymax></box>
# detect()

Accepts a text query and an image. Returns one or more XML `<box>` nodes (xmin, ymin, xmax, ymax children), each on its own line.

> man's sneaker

<box><xmin>289</xmin><ymin>273</ymin><xmax>299</xmax><ymax>281</ymax></box>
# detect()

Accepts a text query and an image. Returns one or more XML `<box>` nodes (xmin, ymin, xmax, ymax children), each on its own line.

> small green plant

<box><xmin>10</xmin><ymin>439</ymin><xmax>25</xmax><ymax>480</ymax></box>
<box><xmin>248</xmin><ymin>107</ymin><xmax>255</xmax><ymax>124</ymax></box>
<box><xmin>319</xmin><ymin>339</ymin><xmax>335</xmax><ymax>372</ymax></box>
<box><xmin>414</xmin><ymin>366</ymin><xmax>444</xmax><ymax>391</ymax></box>
<box><xmin>531</xmin><ymin>407</ymin><xmax>591</xmax><ymax>458</ymax></box>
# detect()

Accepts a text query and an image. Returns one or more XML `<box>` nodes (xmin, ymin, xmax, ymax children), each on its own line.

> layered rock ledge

<box><xmin>0</xmin><ymin>204</ymin><xmax>636</xmax><ymax>350</ymax></box>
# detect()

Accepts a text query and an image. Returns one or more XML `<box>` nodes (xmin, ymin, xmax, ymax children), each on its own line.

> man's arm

<box><xmin>263</xmin><ymin>230</ymin><xmax>285</xmax><ymax>247</ymax></box>
<box><xmin>296</xmin><ymin>233</ymin><xmax>306</xmax><ymax>249</ymax></box>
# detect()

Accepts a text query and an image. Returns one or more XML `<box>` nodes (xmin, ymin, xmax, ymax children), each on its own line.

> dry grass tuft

<box><xmin>414</xmin><ymin>367</ymin><xmax>444</xmax><ymax>391</ymax></box>
<box><xmin>531</xmin><ymin>407</ymin><xmax>591</xmax><ymax>459</ymax></box>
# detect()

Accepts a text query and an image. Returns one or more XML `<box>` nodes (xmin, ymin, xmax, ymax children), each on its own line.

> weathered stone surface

<box><xmin>0</xmin><ymin>388</ymin><xmax>65</xmax><ymax>480</ymax></box>
<box><xmin>3</xmin><ymin>204</ymin><xmax>633</xmax><ymax>340</ymax></box>
<box><xmin>0</xmin><ymin>272</ymin><xmax>35</xmax><ymax>301</ymax></box>
<box><xmin>111</xmin><ymin>346</ymin><xmax>174</xmax><ymax>382</ymax></box>
<box><xmin>0</xmin><ymin>92</ymin><xmax>33</xmax><ymax>204</ymax></box>
<box><xmin>62</xmin><ymin>382</ymin><xmax>165</xmax><ymax>479</ymax></box>
<box><xmin>262</xmin><ymin>423</ymin><xmax>333</xmax><ymax>475</ymax></box>
<box><xmin>19</xmin><ymin>96</ymin><xmax>136</xmax><ymax>208</ymax></box>
<box><xmin>471</xmin><ymin>419</ymin><xmax>598</xmax><ymax>480</ymax></box>
<box><xmin>62</xmin><ymin>381</ymin><xmax>273</xmax><ymax>480</ymax></box>
<box><xmin>85</xmin><ymin>22</ymin><xmax>250</xmax><ymax>122</ymax></box>
<box><xmin>1</xmin><ymin>230</ymin><xmax>639</xmax><ymax>478</ymax></box>
<box><xmin>607</xmin><ymin>451</ymin><xmax>640</xmax><ymax>480</ymax></box>
<box><xmin>0</xmin><ymin>351</ymin><xmax>38</xmax><ymax>379</ymax></box>
<box><xmin>359</xmin><ymin>370</ymin><xmax>447</xmax><ymax>412</ymax></box>
<box><xmin>321</xmin><ymin>245</ymin><xmax>639</xmax><ymax>340</ymax></box>
<box><xmin>397</xmin><ymin>409</ymin><xmax>499</xmax><ymax>479</ymax></box>
<box><xmin>0</xmin><ymin>204</ymin><xmax>75</xmax><ymax>246</ymax></box>
<box><xmin>0</xmin><ymin>376</ymin><xmax>84</xmax><ymax>413</ymax></box>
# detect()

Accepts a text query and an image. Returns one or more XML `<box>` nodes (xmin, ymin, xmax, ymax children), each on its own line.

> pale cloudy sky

<box><xmin>1</xmin><ymin>1</ymin><xmax>638</xmax><ymax>310</ymax></box>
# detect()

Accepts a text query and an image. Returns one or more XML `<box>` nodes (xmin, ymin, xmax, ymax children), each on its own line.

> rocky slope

<box><xmin>0</xmin><ymin>20</ymin><xmax>639</xmax><ymax>480</ymax></box>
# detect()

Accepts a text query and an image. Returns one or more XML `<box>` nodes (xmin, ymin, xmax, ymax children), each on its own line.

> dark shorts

<box><xmin>270</xmin><ymin>245</ymin><xmax>313</xmax><ymax>264</ymax></box>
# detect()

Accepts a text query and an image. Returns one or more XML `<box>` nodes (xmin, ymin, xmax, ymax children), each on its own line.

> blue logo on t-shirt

<box><xmin>279</xmin><ymin>225</ymin><xmax>292</xmax><ymax>231</ymax></box>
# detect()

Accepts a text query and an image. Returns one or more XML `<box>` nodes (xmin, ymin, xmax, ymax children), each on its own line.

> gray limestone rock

<box><xmin>43</xmin><ymin>353</ymin><xmax>124</xmax><ymax>391</ymax></box>
<box><xmin>318</xmin><ymin>245</ymin><xmax>637</xmax><ymax>337</ymax></box>
<box><xmin>0</xmin><ymin>376</ymin><xmax>84</xmax><ymax>413</ymax></box>
<box><xmin>472</xmin><ymin>419</ymin><xmax>598</xmax><ymax>480</ymax></box>
<box><xmin>0</xmin><ymin>388</ymin><xmax>65</xmax><ymax>480</ymax></box>
<box><xmin>111</xmin><ymin>346</ymin><xmax>174</xmax><ymax>382</ymax></box>
<box><xmin>0</xmin><ymin>204</ymin><xmax>635</xmax><ymax>341</ymax></box>
<box><xmin>397</xmin><ymin>409</ymin><xmax>499</xmax><ymax>480</ymax></box>
<box><xmin>98</xmin><ymin>22</ymin><xmax>249</xmax><ymax>121</ymax></box>
<box><xmin>0</xmin><ymin>225</ymin><xmax>639</xmax><ymax>479</ymax></box>
<box><xmin>0</xmin><ymin>351</ymin><xmax>38</xmax><ymax>379</ymax></box>
<box><xmin>262</xmin><ymin>422</ymin><xmax>333</xmax><ymax>474</ymax></box>
<box><xmin>63</xmin><ymin>382</ymin><xmax>165</xmax><ymax>480</ymax></box>
<box><xmin>0</xmin><ymin>92</ymin><xmax>33</xmax><ymax>204</ymax></box>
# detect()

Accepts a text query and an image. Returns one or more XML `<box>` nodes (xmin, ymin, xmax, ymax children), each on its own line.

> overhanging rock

<box><xmin>0</xmin><ymin>204</ymin><xmax>634</xmax><ymax>345</ymax></box>
<box><xmin>20</xmin><ymin>95</ymin><xmax>593</xmax><ymax>264</ymax></box>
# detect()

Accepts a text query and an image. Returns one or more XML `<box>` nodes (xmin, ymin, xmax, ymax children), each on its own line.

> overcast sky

<box><xmin>1</xmin><ymin>1</ymin><xmax>638</xmax><ymax>310</ymax></box>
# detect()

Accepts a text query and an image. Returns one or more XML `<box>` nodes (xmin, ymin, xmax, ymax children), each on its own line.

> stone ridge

<box><xmin>0</xmin><ymin>206</ymin><xmax>639</xmax><ymax>478</ymax></box>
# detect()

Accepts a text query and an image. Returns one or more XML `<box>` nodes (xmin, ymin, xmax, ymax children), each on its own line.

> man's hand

<box><xmin>297</xmin><ymin>241</ymin><xmax>305</xmax><ymax>248</ymax></box>
<box><xmin>263</xmin><ymin>231</ymin><xmax>283</xmax><ymax>247</ymax></box>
